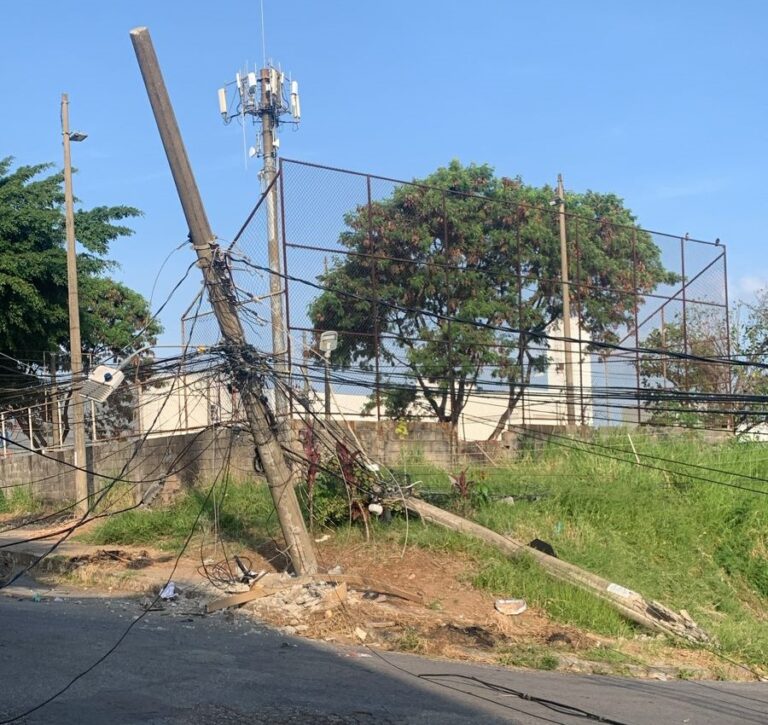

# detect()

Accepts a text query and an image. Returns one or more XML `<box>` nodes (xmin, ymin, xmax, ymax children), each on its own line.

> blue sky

<box><xmin>2</xmin><ymin>1</ymin><xmax>767</xmax><ymax>346</ymax></box>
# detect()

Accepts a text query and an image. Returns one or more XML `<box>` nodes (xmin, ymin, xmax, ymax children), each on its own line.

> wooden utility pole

<box><xmin>61</xmin><ymin>93</ymin><xmax>89</xmax><ymax>513</ymax></box>
<box><xmin>130</xmin><ymin>27</ymin><xmax>317</xmax><ymax>575</ymax></box>
<box><xmin>557</xmin><ymin>174</ymin><xmax>577</xmax><ymax>428</ymax></box>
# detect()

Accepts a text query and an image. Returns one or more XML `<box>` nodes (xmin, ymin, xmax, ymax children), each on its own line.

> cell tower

<box><xmin>218</xmin><ymin>65</ymin><xmax>300</xmax><ymax>180</ymax></box>
<box><xmin>217</xmin><ymin>65</ymin><xmax>301</xmax><ymax>423</ymax></box>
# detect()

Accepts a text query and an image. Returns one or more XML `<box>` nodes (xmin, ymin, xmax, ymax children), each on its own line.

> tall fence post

<box><xmin>517</xmin><ymin>227</ymin><xmax>526</xmax><ymax>428</ymax></box>
<box><xmin>681</xmin><ymin>237</ymin><xmax>689</xmax><ymax>390</ymax></box>
<box><xmin>367</xmin><ymin>175</ymin><xmax>382</xmax><ymax>422</ymax></box>
<box><xmin>1</xmin><ymin>413</ymin><xmax>6</xmax><ymax>456</ymax></box>
<box><xmin>442</xmin><ymin>192</ymin><xmax>457</xmax><ymax>460</ymax></box>
<box><xmin>574</xmin><ymin>219</ymin><xmax>585</xmax><ymax>425</ymax></box>
<box><xmin>632</xmin><ymin>229</ymin><xmax>641</xmax><ymax>425</ymax></box>
<box><xmin>721</xmin><ymin>245</ymin><xmax>733</xmax><ymax>432</ymax></box>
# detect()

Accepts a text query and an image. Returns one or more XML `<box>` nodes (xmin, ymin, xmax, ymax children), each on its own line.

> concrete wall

<box><xmin>0</xmin><ymin>421</ymin><xmax>498</xmax><ymax>504</ymax></box>
<box><xmin>0</xmin><ymin>428</ymin><xmax>257</xmax><ymax>505</ymax></box>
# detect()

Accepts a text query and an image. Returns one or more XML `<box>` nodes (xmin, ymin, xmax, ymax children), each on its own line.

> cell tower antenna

<box><xmin>216</xmin><ymin>45</ymin><xmax>303</xmax><ymax>426</ymax></box>
<box><xmin>260</xmin><ymin>0</ymin><xmax>267</xmax><ymax>67</ymax></box>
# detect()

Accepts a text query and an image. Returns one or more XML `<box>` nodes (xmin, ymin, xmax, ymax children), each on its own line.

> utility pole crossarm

<box><xmin>129</xmin><ymin>26</ymin><xmax>317</xmax><ymax>576</ymax></box>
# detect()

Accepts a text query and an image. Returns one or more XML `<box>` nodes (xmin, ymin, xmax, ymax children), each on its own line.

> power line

<box><xmin>230</xmin><ymin>256</ymin><xmax>757</xmax><ymax>371</ymax></box>
<box><xmin>0</xmin><ymin>436</ymin><xmax>236</xmax><ymax>725</ymax></box>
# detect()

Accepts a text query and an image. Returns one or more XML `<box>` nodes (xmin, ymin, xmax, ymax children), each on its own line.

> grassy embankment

<box><xmin>79</xmin><ymin>431</ymin><xmax>768</xmax><ymax>665</ymax></box>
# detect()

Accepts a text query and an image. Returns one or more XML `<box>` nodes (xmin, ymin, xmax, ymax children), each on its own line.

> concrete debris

<box><xmin>354</xmin><ymin>627</ymin><xmax>368</xmax><ymax>642</ymax></box>
<box><xmin>225</xmin><ymin>582</ymin><xmax>252</xmax><ymax>594</ymax></box>
<box><xmin>250</xmin><ymin>581</ymin><xmax>348</xmax><ymax>620</ymax></box>
<box><xmin>494</xmin><ymin>598</ymin><xmax>527</xmax><ymax>616</ymax></box>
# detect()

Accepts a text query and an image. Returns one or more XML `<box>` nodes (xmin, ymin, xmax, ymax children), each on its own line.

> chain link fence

<box><xmin>186</xmin><ymin>158</ymin><xmax>730</xmax><ymax>439</ymax></box>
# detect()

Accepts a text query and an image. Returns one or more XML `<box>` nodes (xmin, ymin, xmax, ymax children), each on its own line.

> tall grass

<box><xmin>80</xmin><ymin>432</ymin><xmax>768</xmax><ymax>663</ymax></box>
<box><xmin>393</xmin><ymin>431</ymin><xmax>768</xmax><ymax>664</ymax></box>
<box><xmin>0</xmin><ymin>486</ymin><xmax>42</xmax><ymax>516</ymax></box>
<box><xmin>81</xmin><ymin>479</ymin><xmax>276</xmax><ymax>551</ymax></box>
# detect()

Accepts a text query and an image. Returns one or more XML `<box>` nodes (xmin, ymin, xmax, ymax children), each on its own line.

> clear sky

<box><xmin>2</xmin><ymin>1</ymin><xmax>767</xmax><ymax>346</ymax></box>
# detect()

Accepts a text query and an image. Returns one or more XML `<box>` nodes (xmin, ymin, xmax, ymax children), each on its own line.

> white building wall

<box><xmin>140</xmin><ymin>317</ymin><xmax>595</xmax><ymax>441</ymax></box>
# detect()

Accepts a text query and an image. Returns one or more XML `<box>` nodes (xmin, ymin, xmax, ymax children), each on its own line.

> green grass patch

<box><xmin>80</xmin><ymin>479</ymin><xmax>276</xmax><ymax>551</ymax></box>
<box><xmin>497</xmin><ymin>645</ymin><xmax>559</xmax><ymax>671</ymax></box>
<box><xmin>76</xmin><ymin>430</ymin><xmax>768</xmax><ymax>667</ymax></box>
<box><xmin>388</xmin><ymin>430</ymin><xmax>768</xmax><ymax>665</ymax></box>
<box><xmin>0</xmin><ymin>486</ymin><xmax>42</xmax><ymax>516</ymax></box>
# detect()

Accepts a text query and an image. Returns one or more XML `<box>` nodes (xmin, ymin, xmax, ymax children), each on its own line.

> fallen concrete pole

<box><xmin>406</xmin><ymin>497</ymin><xmax>711</xmax><ymax>644</ymax></box>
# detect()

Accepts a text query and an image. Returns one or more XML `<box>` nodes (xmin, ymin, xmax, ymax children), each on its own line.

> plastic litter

<box><xmin>159</xmin><ymin>582</ymin><xmax>178</xmax><ymax>600</ymax></box>
<box><xmin>494</xmin><ymin>598</ymin><xmax>527</xmax><ymax>616</ymax></box>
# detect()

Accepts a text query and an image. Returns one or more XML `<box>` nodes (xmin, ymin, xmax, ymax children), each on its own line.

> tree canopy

<box><xmin>0</xmin><ymin>157</ymin><xmax>161</xmax><ymax>443</ymax></box>
<box><xmin>640</xmin><ymin>296</ymin><xmax>768</xmax><ymax>432</ymax></box>
<box><xmin>309</xmin><ymin>161</ymin><xmax>676</xmax><ymax>435</ymax></box>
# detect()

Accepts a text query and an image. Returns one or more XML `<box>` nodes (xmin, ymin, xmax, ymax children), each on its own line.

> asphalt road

<box><xmin>1</xmin><ymin>585</ymin><xmax>767</xmax><ymax>724</ymax></box>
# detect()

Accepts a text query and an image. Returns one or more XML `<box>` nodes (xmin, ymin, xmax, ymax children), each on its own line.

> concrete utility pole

<box><xmin>130</xmin><ymin>27</ymin><xmax>317</xmax><ymax>575</ymax></box>
<box><xmin>61</xmin><ymin>93</ymin><xmax>89</xmax><ymax>513</ymax></box>
<box><xmin>557</xmin><ymin>174</ymin><xmax>577</xmax><ymax>428</ymax></box>
<box><xmin>259</xmin><ymin>68</ymin><xmax>289</xmax><ymax>424</ymax></box>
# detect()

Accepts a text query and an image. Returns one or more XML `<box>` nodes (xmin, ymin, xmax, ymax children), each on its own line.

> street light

<box><xmin>319</xmin><ymin>331</ymin><xmax>338</xmax><ymax>420</ymax></box>
<box><xmin>61</xmin><ymin>92</ymin><xmax>89</xmax><ymax>515</ymax></box>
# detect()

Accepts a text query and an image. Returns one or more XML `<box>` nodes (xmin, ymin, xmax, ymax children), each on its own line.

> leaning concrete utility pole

<box><xmin>61</xmin><ymin>93</ymin><xmax>89</xmax><ymax>514</ymax></box>
<box><xmin>130</xmin><ymin>27</ymin><xmax>317</xmax><ymax>575</ymax></box>
<box><xmin>557</xmin><ymin>173</ymin><xmax>577</xmax><ymax>428</ymax></box>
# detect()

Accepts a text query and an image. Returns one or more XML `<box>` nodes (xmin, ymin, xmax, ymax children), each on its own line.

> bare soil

<box><xmin>3</xmin><ymin>512</ymin><xmax>758</xmax><ymax>682</ymax></box>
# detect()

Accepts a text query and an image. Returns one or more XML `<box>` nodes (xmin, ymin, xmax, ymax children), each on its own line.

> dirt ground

<box><xmin>5</xmin><ymin>513</ymin><xmax>759</xmax><ymax>683</ymax></box>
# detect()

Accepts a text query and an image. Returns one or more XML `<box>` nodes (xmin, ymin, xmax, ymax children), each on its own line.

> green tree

<box><xmin>310</xmin><ymin>161</ymin><xmax>676</xmax><ymax>436</ymax></box>
<box><xmin>0</xmin><ymin>158</ymin><xmax>161</xmax><ymax>444</ymax></box>
<box><xmin>640</xmin><ymin>295</ymin><xmax>768</xmax><ymax>431</ymax></box>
